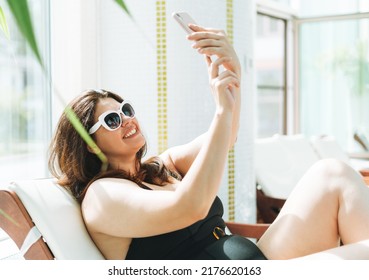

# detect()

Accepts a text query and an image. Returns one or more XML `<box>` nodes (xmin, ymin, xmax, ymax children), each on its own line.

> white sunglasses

<box><xmin>89</xmin><ymin>101</ymin><xmax>135</xmax><ymax>134</ymax></box>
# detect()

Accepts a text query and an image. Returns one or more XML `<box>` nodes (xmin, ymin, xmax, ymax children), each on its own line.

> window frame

<box><xmin>256</xmin><ymin>0</ymin><xmax>297</xmax><ymax>136</ymax></box>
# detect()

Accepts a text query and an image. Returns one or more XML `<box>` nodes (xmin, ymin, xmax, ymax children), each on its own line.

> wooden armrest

<box><xmin>0</xmin><ymin>189</ymin><xmax>54</xmax><ymax>260</ymax></box>
<box><xmin>225</xmin><ymin>221</ymin><xmax>270</xmax><ymax>240</ymax></box>
<box><xmin>256</xmin><ymin>188</ymin><xmax>286</xmax><ymax>223</ymax></box>
<box><xmin>359</xmin><ymin>169</ymin><xmax>369</xmax><ymax>177</ymax></box>
<box><xmin>358</xmin><ymin>170</ymin><xmax>369</xmax><ymax>186</ymax></box>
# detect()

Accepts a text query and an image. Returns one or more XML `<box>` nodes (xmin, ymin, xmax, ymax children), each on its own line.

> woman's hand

<box><xmin>187</xmin><ymin>24</ymin><xmax>242</xmax><ymax>148</ymax></box>
<box><xmin>187</xmin><ymin>24</ymin><xmax>241</xmax><ymax>78</ymax></box>
<box><xmin>207</xmin><ymin>56</ymin><xmax>240</xmax><ymax>114</ymax></box>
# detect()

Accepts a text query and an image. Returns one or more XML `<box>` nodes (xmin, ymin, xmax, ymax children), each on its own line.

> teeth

<box><xmin>124</xmin><ymin>128</ymin><xmax>137</xmax><ymax>138</ymax></box>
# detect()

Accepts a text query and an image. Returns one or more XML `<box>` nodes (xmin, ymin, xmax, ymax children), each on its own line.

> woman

<box><xmin>49</xmin><ymin>24</ymin><xmax>369</xmax><ymax>260</ymax></box>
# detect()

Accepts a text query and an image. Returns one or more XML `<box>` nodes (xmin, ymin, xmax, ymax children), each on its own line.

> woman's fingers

<box><xmin>215</xmin><ymin>72</ymin><xmax>240</xmax><ymax>89</ymax></box>
<box><xmin>187</xmin><ymin>26</ymin><xmax>227</xmax><ymax>48</ymax></box>
<box><xmin>209</xmin><ymin>56</ymin><xmax>231</xmax><ymax>78</ymax></box>
<box><xmin>212</xmin><ymin>74</ymin><xmax>239</xmax><ymax>112</ymax></box>
<box><xmin>218</xmin><ymin>70</ymin><xmax>240</xmax><ymax>86</ymax></box>
<box><xmin>188</xmin><ymin>23</ymin><xmax>224</xmax><ymax>34</ymax></box>
<box><xmin>209</xmin><ymin>57</ymin><xmax>240</xmax><ymax>89</ymax></box>
<box><xmin>187</xmin><ymin>32</ymin><xmax>225</xmax><ymax>41</ymax></box>
<box><xmin>192</xmin><ymin>38</ymin><xmax>224</xmax><ymax>50</ymax></box>
<box><xmin>208</xmin><ymin>57</ymin><xmax>240</xmax><ymax>90</ymax></box>
<box><xmin>192</xmin><ymin>38</ymin><xmax>228</xmax><ymax>58</ymax></box>
<box><xmin>207</xmin><ymin>56</ymin><xmax>240</xmax><ymax>112</ymax></box>
<box><xmin>205</xmin><ymin>55</ymin><xmax>212</xmax><ymax>67</ymax></box>
<box><xmin>188</xmin><ymin>32</ymin><xmax>227</xmax><ymax>51</ymax></box>
<box><xmin>188</xmin><ymin>27</ymin><xmax>241</xmax><ymax>77</ymax></box>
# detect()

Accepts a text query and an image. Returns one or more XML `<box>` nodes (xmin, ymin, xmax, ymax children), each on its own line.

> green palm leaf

<box><xmin>114</xmin><ymin>0</ymin><xmax>131</xmax><ymax>17</ymax></box>
<box><xmin>0</xmin><ymin>209</ymin><xmax>20</xmax><ymax>227</ymax></box>
<box><xmin>64</xmin><ymin>106</ymin><xmax>108</xmax><ymax>171</ymax></box>
<box><xmin>6</xmin><ymin>0</ymin><xmax>43</xmax><ymax>66</ymax></box>
<box><xmin>0</xmin><ymin>5</ymin><xmax>10</xmax><ymax>39</ymax></box>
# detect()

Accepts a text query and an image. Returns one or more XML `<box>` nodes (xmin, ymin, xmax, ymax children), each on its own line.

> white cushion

<box><xmin>255</xmin><ymin>134</ymin><xmax>320</xmax><ymax>199</ymax></box>
<box><xmin>348</xmin><ymin>158</ymin><xmax>369</xmax><ymax>172</ymax></box>
<box><xmin>310</xmin><ymin>135</ymin><xmax>351</xmax><ymax>164</ymax></box>
<box><xmin>310</xmin><ymin>135</ymin><xmax>369</xmax><ymax>171</ymax></box>
<box><xmin>8</xmin><ymin>178</ymin><xmax>104</xmax><ymax>260</ymax></box>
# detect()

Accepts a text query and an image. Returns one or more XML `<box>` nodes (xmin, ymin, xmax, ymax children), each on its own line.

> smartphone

<box><xmin>172</xmin><ymin>12</ymin><xmax>197</xmax><ymax>34</ymax></box>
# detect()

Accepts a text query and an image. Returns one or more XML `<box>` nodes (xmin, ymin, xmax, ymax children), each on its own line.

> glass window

<box><xmin>255</xmin><ymin>13</ymin><xmax>286</xmax><ymax>137</ymax></box>
<box><xmin>0</xmin><ymin>0</ymin><xmax>51</xmax><ymax>184</ymax></box>
<box><xmin>299</xmin><ymin>17</ymin><xmax>369</xmax><ymax>152</ymax></box>
<box><xmin>294</xmin><ymin>0</ymin><xmax>369</xmax><ymax>17</ymax></box>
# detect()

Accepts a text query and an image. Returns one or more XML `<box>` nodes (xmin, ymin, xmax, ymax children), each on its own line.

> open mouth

<box><xmin>123</xmin><ymin>127</ymin><xmax>137</xmax><ymax>139</ymax></box>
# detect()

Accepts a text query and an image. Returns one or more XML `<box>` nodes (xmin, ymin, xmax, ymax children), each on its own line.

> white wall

<box><xmin>50</xmin><ymin>0</ymin><xmax>100</xmax><ymax>126</ymax></box>
<box><xmin>98</xmin><ymin>0</ymin><xmax>158</xmax><ymax>155</ymax></box>
<box><xmin>233</xmin><ymin>0</ymin><xmax>257</xmax><ymax>223</ymax></box>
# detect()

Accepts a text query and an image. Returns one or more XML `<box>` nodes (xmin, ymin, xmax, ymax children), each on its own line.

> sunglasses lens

<box><xmin>104</xmin><ymin>112</ymin><xmax>121</xmax><ymax>130</ymax></box>
<box><xmin>122</xmin><ymin>103</ymin><xmax>135</xmax><ymax>117</ymax></box>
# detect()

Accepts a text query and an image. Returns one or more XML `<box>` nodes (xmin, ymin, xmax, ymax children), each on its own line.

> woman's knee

<box><xmin>311</xmin><ymin>158</ymin><xmax>354</xmax><ymax>179</ymax></box>
<box><xmin>309</xmin><ymin>159</ymin><xmax>364</xmax><ymax>195</ymax></box>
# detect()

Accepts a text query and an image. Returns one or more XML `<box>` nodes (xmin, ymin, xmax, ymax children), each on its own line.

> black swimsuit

<box><xmin>125</xmin><ymin>195</ymin><xmax>267</xmax><ymax>260</ymax></box>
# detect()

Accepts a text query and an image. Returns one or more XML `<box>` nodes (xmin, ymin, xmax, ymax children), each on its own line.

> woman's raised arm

<box><xmin>161</xmin><ymin>26</ymin><xmax>241</xmax><ymax>177</ymax></box>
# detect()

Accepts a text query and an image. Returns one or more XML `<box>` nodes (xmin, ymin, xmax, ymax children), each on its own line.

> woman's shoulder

<box><xmin>86</xmin><ymin>177</ymin><xmax>144</xmax><ymax>200</ymax></box>
<box><xmin>89</xmin><ymin>177</ymin><xmax>139</xmax><ymax>189</ymax></box>
<box><xmin>81</xmin><ymin>178</ymin><xmax>143</xmax><ymax>227</ymax></box>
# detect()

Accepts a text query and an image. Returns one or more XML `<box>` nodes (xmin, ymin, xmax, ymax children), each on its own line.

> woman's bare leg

<box><xmin>296</xmin><ymin>239</ymin><xmax>369</xmax><ymax>259</ymax></box>
<box><xmin>257</xmin><ymin>159</ymin><xmax>369</xmax><ymax>259</ymax></box>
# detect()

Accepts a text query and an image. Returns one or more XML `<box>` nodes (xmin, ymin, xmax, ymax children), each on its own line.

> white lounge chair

<box><xmin>0</xmin><ymin>178</ymin><xmax>104</xmax><ymax>260</ymax></box>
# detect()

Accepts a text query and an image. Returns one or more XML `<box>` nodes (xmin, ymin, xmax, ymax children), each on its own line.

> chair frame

<box><xmin>0</xmin><ymin>190</ymin><xmax>54</xmax><ymax>259</ymax></box>
<box><xmin>256</xmin><ymin>188</ymin><xmax>285</xmax><ymax>224</ymax></box>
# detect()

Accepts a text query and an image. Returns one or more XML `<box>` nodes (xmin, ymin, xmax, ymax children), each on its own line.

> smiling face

<box><xmin>91</xmin><ymin>97</ymin><xmax>146</xmax><ymax>171</ymax></box>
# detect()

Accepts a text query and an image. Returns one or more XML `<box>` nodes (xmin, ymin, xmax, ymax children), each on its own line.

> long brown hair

<box><xmin>48</xmin><ymin>89</ymin><xmax>181</xmax><ymax>203</ymax></box>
